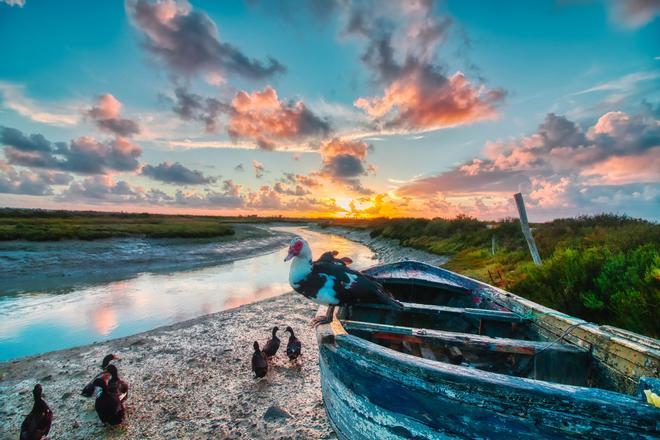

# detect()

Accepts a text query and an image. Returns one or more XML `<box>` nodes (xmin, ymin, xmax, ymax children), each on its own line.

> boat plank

<box><xmin>343</xmin><ymin>320</ymin><xmax>585</xmax><ymax>356</ymax></box>
<box><xmin>362</xmin><ymin>302</ymin><xmax>528</xmax><ymax>323</ymax></box>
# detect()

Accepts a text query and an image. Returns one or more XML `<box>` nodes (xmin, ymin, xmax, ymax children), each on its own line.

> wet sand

<box><xmin>0</xmin><ymin>226</ymin><xmax>442</xmax><ymax>439</ymax></box>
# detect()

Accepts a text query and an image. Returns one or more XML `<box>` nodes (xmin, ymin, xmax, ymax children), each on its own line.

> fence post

<box><xmin>513</xmin><ymin>192</ymin><xmax>542</xmax><ymax>265</ymax></box>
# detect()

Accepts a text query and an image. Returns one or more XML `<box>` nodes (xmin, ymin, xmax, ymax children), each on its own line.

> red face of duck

<box><xmin>284</xmin><ymin>239</ymin><xmax>304</xmax><ymax>262</ymax></box>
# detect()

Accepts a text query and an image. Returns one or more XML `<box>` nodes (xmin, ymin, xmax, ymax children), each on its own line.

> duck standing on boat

<box><xmin>20</xmin><ymin>384</ymin><xmax>52</xmax><ymax>440</ymax></box>
<box><xmin>285</xmin><ymin>237</ymin><xmax>402</xmax><ymax>325</ymax></box>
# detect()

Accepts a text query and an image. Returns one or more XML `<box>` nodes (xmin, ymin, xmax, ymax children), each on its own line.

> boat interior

<box><xmin>337</xmin><ymin>277</ymin><xmax>627</xmax><ymax>393</ymax></box>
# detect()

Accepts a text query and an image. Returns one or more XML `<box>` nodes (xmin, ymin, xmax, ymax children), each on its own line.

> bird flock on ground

<box><xmin>19</xmin><ymin>237</ymin><xmax>396</xmax><ymax>438</ymax></box>
<box><xmin>252</xmin><ymin>326</ymin><xmax>303</xmax><ymax>378</ymax></box>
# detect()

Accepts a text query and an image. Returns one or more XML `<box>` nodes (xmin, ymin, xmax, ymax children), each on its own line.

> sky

<box><xmin>0</xmin><ymin>0</ymin><xmax>658</xmax><ymax>221</ymax></box>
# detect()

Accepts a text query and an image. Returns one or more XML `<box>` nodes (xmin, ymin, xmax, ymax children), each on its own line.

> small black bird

<box><xmin>315</xmin><ymin>250</ymin><xmax>353</xmax><ymax>266</ymax></box>
<box><xmin>106</xmin><ymin>364</ymin><xmax>129</xmax><ymax>403</ymax></box>
<box><xmin>92</xmin><ymin>375</ymin><xmax>125</xmax><ymax>425</ymax></box>
<box><xmin>81</xmin><ymin>353</ymin><xmax>120</xmax><ymax>397</ymax></box>
<box><xmin>262</xmin><ymin>326</ymin><xmax>280</xmax><ymax>357</ymax></box>
<box><xmin>20</xmin><ymin>384</ymin><xmax>52</xmax><ymax>440</ymax></box>
<box><xmin>285</xmin><ymin>326</ymin><xmax>302</xmax><ymax>361</ymax></box>
<box><xmin>251</xmin><ymin>341</ymin><xmax>268</xmax><ymax>378</ymax></box>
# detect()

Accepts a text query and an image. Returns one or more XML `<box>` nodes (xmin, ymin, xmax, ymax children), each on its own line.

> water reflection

<box><xmin>0</xmin><ymin>226</ymin><xmax>374</xmax><ymax>361</ymax></box>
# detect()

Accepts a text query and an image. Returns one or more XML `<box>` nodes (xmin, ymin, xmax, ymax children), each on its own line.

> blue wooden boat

<box><xmin>315</xmin><ymin>260</ymin><xmax>660</xmax><ymax>439</ymax></box>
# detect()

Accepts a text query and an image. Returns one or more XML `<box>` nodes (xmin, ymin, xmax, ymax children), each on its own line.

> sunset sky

<box><xmin>0</xmin><ymin>0</ymin><xmax>658</xmax><ymax>220</ymax></box>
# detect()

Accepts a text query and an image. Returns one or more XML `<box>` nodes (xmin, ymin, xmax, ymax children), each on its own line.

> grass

<box><xmin>0</xmin><ymin>209</ymin><xmax>236</xmax><ymax>241</ymax></box>
<box><xmin>319</xmin><ymin>214</ymin><xmax>660</xmax><ymax>337</ymax></box>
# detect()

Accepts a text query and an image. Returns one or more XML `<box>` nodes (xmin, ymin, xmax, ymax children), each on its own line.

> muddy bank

<box><xmin>313</xmin><ymin>226</ymin><xmax>448</xmax><ymax>267</ymax></box>
<box><xmin>0</xmin><ymin>293</ymin><xmax>334</xmax><ymax>439</ymax></box>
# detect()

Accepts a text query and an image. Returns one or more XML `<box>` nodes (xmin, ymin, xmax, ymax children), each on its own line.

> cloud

<box><xmin>173</xmin><ymin>179</ymin><xmax>245</xmax><ymax>208</ymax></box>
<box><xmin>273</xmin><ymin>182</ymin><xmax>310</xmax><ymax>196</ymax></box>
<box><xmin>317</xmin><ymin>138</ymin><xmax>374</xmax><ymax>194</ymax></box>
<box><xmin>0</xmin><ymin>82</ymin><xmax>79</xmax><ymax>126</ymax></box>
<box><xmin>127</xmin><ymin>0</ymin><xmax>285</xmax><ymax>80</ymax></box>
<box><xmin>169</xmin><ymin>87</ymin><xmax>229</xmax><ymax>133</ymax></box>
<box><xmin>0</xmin><ymin>160</ymin><xmax>72</xmax><ymax>196</ymax></box>
<box><xmin>141</xmin><ymin>161</ymin><xmax>217</xmax><ymax>184</ymax></box>
<box><xmin>227</xmin><ymin>86</ymin><xmax>331</xmax><ymax>150</ymax></box>
<box><xmin>85</xmin><ymin>94</ymin><xmax>140</xmax><ymax>137</ymax></box>
<box><xmin>338</xmin><ymin>0</ymin><xmax>504</xmax><ymax>134</ymax></box>
<box><xmin>1</xmin><ymin>127</ymin><xmax>142</xmax><ymax>174</ymax></box>
<box><xmin>608</xmin><ymin>0</ymin><xmax>660</xmax><ymax>28</ymax></box>
<box><xmin>252</xmin><ymin>159</ymin><xmax>265</xmax><ymax>178</ymax></box>
<box><xmin>1</xmin><ymin>0</ymin><xmax>25</xmax><ymax>6</ymax></box>
<box><xmin>394</xmin><ymin>110</ymin><xmax>660</xmax><ymax>218</ymax></box>
<box><xmin>573</xmin><ymin>71</ymin><xmax>659</xmax><ymax>96</ymax></box>
<box><xmin>58</xmin><ymin>175</ymin><xmax>146</xmax><ymax>202</ymax></box>
<box><xmin>283</xmin><ymin>172</ymin><xmax>320</xmax><ymax>188</ymax></box>
<box><xmin>234</xmin><ymin>163</ymin><xmax>245</xmax><ymax>172</ymax></box>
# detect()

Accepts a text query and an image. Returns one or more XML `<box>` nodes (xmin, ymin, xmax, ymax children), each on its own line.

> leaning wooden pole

<box><xmin>513</xmin><ymin>192</ymin><xmax>542</xmax><ymax>265</ymax></box>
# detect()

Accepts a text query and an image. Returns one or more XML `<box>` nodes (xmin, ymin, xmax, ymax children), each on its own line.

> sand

<box><xmin>0</xmin><ymin>226</ymin><xmax>442</xmax><ymax>439</ymax></box>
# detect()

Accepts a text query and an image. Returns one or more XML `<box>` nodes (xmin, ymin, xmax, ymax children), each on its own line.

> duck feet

<box><xmin>310</xmin><ymin>305</ymin><xmax>335</xmax><ymax>327</ymax></box>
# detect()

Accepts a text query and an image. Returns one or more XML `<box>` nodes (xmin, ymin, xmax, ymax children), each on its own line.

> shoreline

<box><xmin>0</xmin><ymin>225</ymin><xmax>442</xmax><ymax>439</ymax></box>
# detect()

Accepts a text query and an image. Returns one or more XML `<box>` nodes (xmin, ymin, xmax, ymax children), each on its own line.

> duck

<box><xmin>92</xmin><ymin>374</ymin><xmax>125</xmax><ymax>425</ymax></box>
<box><xmin>81</xmin><ymin>353</ymin><xmax>120</xmax><ymax>397</ymax></box>
<box><xmin>105</xmin><ymin>364</ymin><xmax>129</xmax><ymax>403</ymax></box>
<box><xmin>285</xmin><ymin>237</ymin><xmax>403</xmax><ymax>325</ymax></box>
<box><xmin>251</xmin><ymin>341</ymin><xmax>268</xmax><ymax>378</ymax></box>
<box><xmin>315</xmin><ymin>250</ymin><xmax>353</xmax><ymax>266</ymax></box>
<box><xmin>284</xmin><ymin>326</ymin><xmax>302</xmax><ymax>361</ymax></box>
<box><xmin>262</xmin><ymin>326</ymin><xmax>281</xmax><ymax>357</ymax></box>
<box><xmin>20</xmin><ymin>384</ymin><xmax>52</xmax><ymax>440</ymax></box>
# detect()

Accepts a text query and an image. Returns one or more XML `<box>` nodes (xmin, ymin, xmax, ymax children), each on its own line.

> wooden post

<box><xmin>513</xmin><ymin>192</ymin><xmax>542</xmax><ymax>265</ymax></box>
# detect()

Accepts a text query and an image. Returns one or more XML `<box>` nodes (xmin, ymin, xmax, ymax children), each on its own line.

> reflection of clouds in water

<box><xmin>0</xmin><ymin>226</ymin><xmax>374</xmax><ymax>360</ymax></box>
<box><xmin>222</xmin><ymin>283</ymin><xmax>290</xmax><ymax>310</ymax></box>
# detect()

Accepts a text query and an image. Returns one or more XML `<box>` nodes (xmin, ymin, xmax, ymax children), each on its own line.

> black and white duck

<box><xmin>105</xmin><ymin>364</ymin><xmax>129</xmax><ymax>403</ymax></box>
<box><xmin>81</xmin><ymin>353</ymin><xmax>120</xmax><ymax>397</ymax></box>
<box><xmin>251</xmin><ymin>341</ymin><xmax>268</xmax><ymax>378</ymax></box>
<box><xmin>20</xmin><ymin>384</ymin><xmax>52</xmax><ymax>440</ymax></box>
<box><xmin>284</xmin><ymin>326</ymin><xmax>302</xmax><ymax>361</ymax></box>
<box><xmin>262</xmin><ymin>326</ymin><xmax>280</xmax><ymax>357</ymax></box>
<box><xmin>92</xmin><ymin>374</ymin><xmax>125</xmax><ymax>425</ymax></box>
<box><xmin>285</xmin><ymin>237</ymin><xmax>402</xmax><ymax>325</ymax></box>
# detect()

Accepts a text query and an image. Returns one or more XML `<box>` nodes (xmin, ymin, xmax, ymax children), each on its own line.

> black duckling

<box><xmin>285</xmin><ymin>326</ymin><xmax>302</xmax><ymax>361</ymax></box>
<box><xmin>105</xmin><ymin>364</ymin><xmax>129</xmax><ymax>403</ymax></box>
<box><xmin>262</xmin><ymin>326</ymin><xmax>280</xmax><ymax>357</ymax></box>
<box><xmin>251</xmin><ymin>341</ymin><xmax>268</xmax><ymax>378</ymax></box>
<box><xmin>92</xmin><ymin>375</ymin><xmax>125</xmax><ymax>425</ymax></box>
<box><xmin>20</xmin><ymin>384</ymin><xmax>52</xmax><ymax>440</ymax></box>
<box><xmin>81</xmin><ymin>353</ymin><xmax>120</xmax><ymax>397</ymax></box>
<box><xmin>315</xmin><ymin>250</ymin><xmax>353</xmax><ymax>266</ymax></box>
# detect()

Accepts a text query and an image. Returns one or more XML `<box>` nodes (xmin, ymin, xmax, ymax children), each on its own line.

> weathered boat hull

<box><xmin>316</xmin><ymin>261</ymin><xmax>660</xmax><ymax>439</ymax></box>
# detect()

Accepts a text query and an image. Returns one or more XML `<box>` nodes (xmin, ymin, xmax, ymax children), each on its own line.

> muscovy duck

<box><xmin>285</xmin><ymin>237</ymin><xmax>402</xmax><ymax>325</ymax></box>
<box><xmin>262</xmin><ymin>326</ymin><xmax>280</xmax><ymax>357</ymax></box>
<box><xmin>315</xmin><ymin>250</ymin><xmax>353</xmax><ymax>266</ymax></box>
<box><xmin>105</xmin><ymin>364</ymin><xmax>129</xmax><ymax>403</ymax></box>
<box><xmin>81</xmin><ymin>353</ymin><xmax>120</xmax><ymax>397</ymax></box>
<box><xmin>251</xmin><ymin>341</ymin><xmax>268</xmax><ymax>378</ymax></box>
<box><xmin>20</xmin><ymin>384</ymin><xmax>52</xmax><ymax>440</ymax></box>
<box><xmin>284</xmin><ymin>326</ymin><xmax>302</xmax><ymax>361</ymax></box>
<box><xmin>92</xmin><ymin>374</ymin><xmax>125</xmax><ymax>425</ymax></box>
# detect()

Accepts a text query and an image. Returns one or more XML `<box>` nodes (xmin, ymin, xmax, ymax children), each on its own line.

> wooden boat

<box><xmin>315</xmin><ymin>260</ymin><xmax>660</xmax><ymax>439</ymax></box>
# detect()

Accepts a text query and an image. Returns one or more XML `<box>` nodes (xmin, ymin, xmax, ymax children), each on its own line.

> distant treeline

<box><xmin>320</xmin><ymin>214</ymin><xmax>660</xmax><ymax>338</ymax></box>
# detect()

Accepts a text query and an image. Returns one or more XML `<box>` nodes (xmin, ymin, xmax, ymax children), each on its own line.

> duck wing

<box><xmin>301</xmin><ymin>262</ymin><xmax>402</xmax><ymax>307</ymax></box>
<box><xmin>286</xmin><ymin>337</ymin><xmax>302</xmax><ymax>359</ymax></box>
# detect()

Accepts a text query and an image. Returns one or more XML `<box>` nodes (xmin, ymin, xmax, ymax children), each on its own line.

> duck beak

<box><xmin>284</xmin><ymin>250</ymin><xmax>294</xmax><ymax>262</ymax></box>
